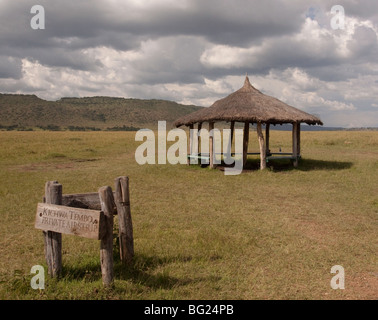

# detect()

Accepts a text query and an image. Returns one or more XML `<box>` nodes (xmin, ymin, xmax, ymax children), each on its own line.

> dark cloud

<box><xmin>0</xmin><ymin>0</ymin><xmax>373</xmax><ymax>74</ymax></box>
<box><xmin>0</xmin><ymin>0</ymin><xmax>377</xmax><ymax>126</ymax></box>
<box><xmin>347</xmin><ymin>25</ymin><xmax>378</xmax><ymax>60</ymax></box>
<box><xmin>115</xmin><ymin>0</ymin><xmax>305</xmax><ymax>46</ymax></box>
<box><xmin>27</xmin><ymin>47</ymin><xmax>104</xmax><ymax>71</ymax></box>
<box><xmin>0</xmin><ymin>0</ymin><xmax>304</xmax><ymax>57</ymax></box>
<box><xmin>341</xmin><ymin>0</ymin><xmax>378</xmax><ymax>20</ymax></box>
<box><xmin>0</xmin><ymin>56</ymin><xmax>22</xmax><ymax>79</ymax></box>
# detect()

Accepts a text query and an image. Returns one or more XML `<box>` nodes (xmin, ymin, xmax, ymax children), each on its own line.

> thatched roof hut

<box><xmin>174</xmin><ymin>76</ymin><xmax>323</xmax><ymax>170</ymax></box>
<box><xmin>174</xmin><ymin>76</ymin><xmax>322</xmax><ymax>127</ymax></box>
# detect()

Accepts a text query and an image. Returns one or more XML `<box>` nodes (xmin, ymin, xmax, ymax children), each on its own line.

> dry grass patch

<box><xmin>0</xmin><ymin>130</ymin><xmax>376</xmax><ymax>300</ymax></box>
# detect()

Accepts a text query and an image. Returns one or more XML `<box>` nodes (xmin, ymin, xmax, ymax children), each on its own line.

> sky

<box><xmin>1</xmin><ymin>0</ymin><xmax>378</xmax><ymax>127</ymax></box>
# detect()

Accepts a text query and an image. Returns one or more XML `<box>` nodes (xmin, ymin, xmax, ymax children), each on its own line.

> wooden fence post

<box><xmin>114</xmin><ymin>176</ymin><xmax>134</xmax><ymax>264</ymax></box>
<box><xmin>44</xmin><ymin>181</ymin><xmax>63</xmax><ymax>278</ymax></box>
<box><xmin>98</xmin><ymin>186</ymin><xmax>115</xmax><ymax>287</ymax></box>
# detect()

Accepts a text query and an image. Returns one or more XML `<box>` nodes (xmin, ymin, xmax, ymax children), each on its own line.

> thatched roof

<box><xmin>175</xmin><ymin>76</ymin><xmax>323</xmax><ymax>127</ymax></box>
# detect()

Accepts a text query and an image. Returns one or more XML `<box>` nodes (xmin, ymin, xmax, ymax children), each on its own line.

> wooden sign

<box><xmin>35</xmin><ymin>203</ymin><xmax>105</xmax><ymax>240</ymax></box>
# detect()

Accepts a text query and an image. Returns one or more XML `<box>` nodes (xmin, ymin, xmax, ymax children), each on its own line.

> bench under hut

<box><xmin>174</xmin><ymin>75</ymin><xmax>323</xmax><ymax>170</ymax></box>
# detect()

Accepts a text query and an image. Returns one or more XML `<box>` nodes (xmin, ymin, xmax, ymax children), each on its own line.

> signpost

<box><xmin>35</xmin><ymin>178</ymin><xmax>134</xmax><ymax>287</ymax></box>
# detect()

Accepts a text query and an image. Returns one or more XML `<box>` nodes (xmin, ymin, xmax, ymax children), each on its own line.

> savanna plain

<box><xmin>0</xmin><ymin>130</ymin><xmax>377</xmax><ymax>300</ymax></box>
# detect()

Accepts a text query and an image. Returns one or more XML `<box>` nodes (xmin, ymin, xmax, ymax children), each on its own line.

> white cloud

<box><xmin>200</xmin><ymin>45</ymin><xmax>259</xmax><ymax>69</ymax></box>
<box><xmin>0</xmin><ymin>0</ymin><xmax>377</xmax><ymax>127</ymax></box>
<box><xmin>203</xmin><ymin>78</ymin><xmax>233</xmax><ymax>95</ymax></box>
<box><xmin>249</xmin><ymin>68</ymin><xmax>356</xmax><ymax>112</ymax></box>
<box><xmin>200</xmin><ymin>15</ymin><xmax>378</xmax><ymax>72</ymax></box>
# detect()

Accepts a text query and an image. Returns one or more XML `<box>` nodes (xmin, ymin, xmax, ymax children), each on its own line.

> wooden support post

<box><xmin>98</xmin><ymin>186</ymin><xmax>115</xmax><ymax>287</ymax></box>
<box><xmin>257</xmin><ymin>122</ymin><xmax>266</xmax><ymax>170</ymax></box>
<box><xmin>209</xmin><ymin>122</ymin><xmax>214</xmax><ymax>169</ymax></box>
<box><xmin>297</xmin><ymin>122</ymin><xmax>301</xmax><ymax>157</ymax></box>
<box><xmin>243</xmin><ymin>122</ymin><xmax>249</xmax><ymax>166</ymax></box>
<box><xmin>226</xmin><ymin>121</ymin><xmax>235</xmax><ymax>157</ymax></box>
<box><xmin>187</xmin><ymin>124</ymin><xmax>194</xmax><ymax>165</ymax></box>
<box><xmin>114</xmin><ymin>176</ymin><xmax>134</xmax><ymax>265</ymax></box>
<box><xmin>230</xmin><ymin>121</ymin><xmax>235</xmax><ymax>149</ymax></box>
<box><xmin>292</xmin><ymin>122</ymin><xmax>299</xmax><ymax>167</ymax></box>
<box><xmin>198</xmin><ymin>122</ymin><xmax>202</xmax><ymax>155</ymax></box>
<box><xmin>44</xmin><ymin>181</ymin><xmax>63</xmax><ymax>278</ymax></box>
<box><xmin>265</xmin><ymin>123</ymin><xmax>270</xmax><ymax>156</ymax></box>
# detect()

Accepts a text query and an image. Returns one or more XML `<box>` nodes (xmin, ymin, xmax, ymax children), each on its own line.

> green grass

<box><xmin>0</xmin><ymin>130</ymin><xmax>377</xmax><ymax>300</ymax></box>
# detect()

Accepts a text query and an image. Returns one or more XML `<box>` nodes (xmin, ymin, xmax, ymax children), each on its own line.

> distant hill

<box><xmin>0</xmin><ymin>93</ymin><xmax>203</xmax><ymax>131</ymax></box>
<box><xmin>1</xmin><ymin>93</ymin><xmax>376</xmax><ymax>132</ymax></box>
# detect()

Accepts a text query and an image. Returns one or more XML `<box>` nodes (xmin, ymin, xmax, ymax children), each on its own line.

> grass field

<box><xmin>0</xmin><ymin>130</ymin><xmax>377</xmax><ymax>300</ymax></box>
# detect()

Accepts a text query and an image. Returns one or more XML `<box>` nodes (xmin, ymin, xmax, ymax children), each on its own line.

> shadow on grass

<box><xmin>114</xmin><ymin>253</ymin><xmax>218</xmax><ymax>289</ymax></box>
<box><xmin>267</xmin><ymin>158</ymin><xmax>353</xmax><ymax>172</ymax></box>
<box><xmin>62</xmin><ymin>251</ymin><xmax>219</xmax><ymax>290</ymax></box>
<box><xmin>217</xmin><ymin>158</ymin><xmax>353</xmax><ymax>172</ymax></box>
